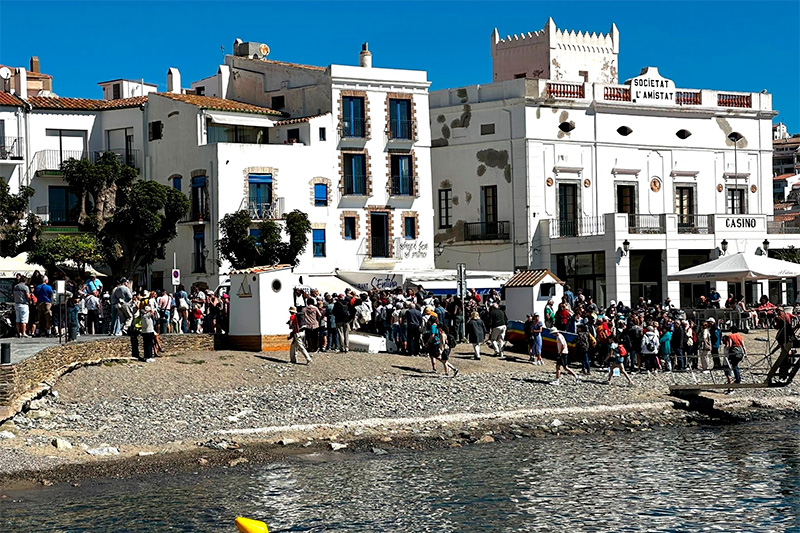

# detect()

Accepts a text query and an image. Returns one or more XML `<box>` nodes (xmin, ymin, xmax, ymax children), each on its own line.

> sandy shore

<box><xmin>1</xmin><ymin>337</ymin><xmax>798</xmax><ymax>486</ymax></box>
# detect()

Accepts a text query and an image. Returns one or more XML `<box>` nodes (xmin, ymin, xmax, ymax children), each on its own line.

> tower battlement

<box><xmin>491</xmin><ymin>18</ymin><xmax>619</xmax><ymax>84</ymax></box>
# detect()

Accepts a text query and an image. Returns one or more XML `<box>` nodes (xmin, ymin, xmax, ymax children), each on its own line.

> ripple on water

<box><xmin>1</xmin><ymin>419</ymin><xmax>799</xmax><ymax>532</ymax></box>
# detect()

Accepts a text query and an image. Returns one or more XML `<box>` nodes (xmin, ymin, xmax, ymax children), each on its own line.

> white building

<box><xmin>431</xmin><ymin>19</ymin><xmax>798</xmax><ymax>307</ymax></box>
<box><xmin>148</xmin><ymin>41</ymin><xmax>436</xmax><ymax>289</ymax></box>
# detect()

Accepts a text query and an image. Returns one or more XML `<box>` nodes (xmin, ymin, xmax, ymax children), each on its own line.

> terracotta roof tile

<box><xmin>772</xmin><ymin>213</ymin><xmax>800</xmax><ymax>223</ymax></box>
<box><xmin>0</xmin><ymin>92</ymin><xmax>24</xmax><ymax>107</ymax></box>
<box><xmin>103</xmin><ymin>96</ymin><xmax>148</xmax><ymax>109</ymax></box>
<box><xmin>28</xmin><ymin>96</ymin><xmax>108</xmax><ymax>110</ymax></box>
<box><xmin>504</xmin><ymin>269</ymin><xmax>562</xmax><ymax>288</ymax></box>
<box><xmin>274</xmin><ymin>112</ymin><xmax>330</xmax><ymax>126</ymax></box>
<box><xmin>774</xmin><ymin>202</ymin><xmax>794</xmax><ymax>210</ymax></box>
<box><xmin>774</xmin><ymin>173</ymin><xmax>797</xmax><ymax>180</ymax></box>
<box><xmin>229</xmin><ymin>264</ymin><xmax>292</xmax><ymax>275</ymax></box>
<box><xmin>156</xmin><ymin>93</ymin><xmax>287</xmax><ymax>116</ymax></box>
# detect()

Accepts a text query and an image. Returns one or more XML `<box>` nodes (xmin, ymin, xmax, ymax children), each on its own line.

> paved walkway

<box><xmin>1</xmin><ymin>334</ymin><xmax>110</xmax><ymax>365</ymax></box>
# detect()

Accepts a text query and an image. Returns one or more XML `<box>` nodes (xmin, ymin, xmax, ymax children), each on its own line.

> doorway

<box><xmin>370</xmin><ymin>212</ymin><xmax>390</xmax><ymax>258</ymax></box>
<box><xmin>558</xmin><ymin>183</ymin><xmax>578</xmax><ymax>236</ymax></box>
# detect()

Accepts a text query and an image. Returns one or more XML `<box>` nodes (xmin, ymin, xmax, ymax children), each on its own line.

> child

<box><xmin>192</xmin><ymin>304</ymin><xmax>203</xmax><ymax>333</ymax></box>
<box><xmin>438</xmin><ymin>324</ymin><xmax>460</xmax><ymax>377</ymax></box>
<box><xmin>66</xmin><ymin>297</ymin><xmax>80</xmax><ymax>342</ymax></box>
<box><xmin>606</xmin><ymin>342</ymin><xmax>634</xmax><ymax>385</ymax></box>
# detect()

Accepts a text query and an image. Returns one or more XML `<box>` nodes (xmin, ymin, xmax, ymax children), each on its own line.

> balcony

<box><xmin>180</xmin><ymin>207</ymin><xmax>210</xmax><ymax>224</ymax></box>
<box><xmin>343</xmin><ymin>175</ymin><xmax>368</xmax><ymax>196</ymax></box>
<box><xmin>339</xmin><ymin>118</ymin><xmax>366</xmax><ymax>139</ymax></box>
<box><xmin>628</xmin><ymin>214</ymin><xmax>666</xmax><ymax>234</ymax></box>
<box><xmin>92</xmin><ymin>149</ymin><xmax>140</xmax><ymax>170</ymax></box>
<box><xmin>676</xmin><ymin>91</ymin><xmax>702</xmax><ymax>106</ymax></box>
<box><xmin>677</xmin><ymin>214</ymin><xmax>713</xmax><ymax>234</ymax></box>
<box><xmin>717</xmin><ymin>93</ymin><xmax>752</xmax><ymax>108</ymax></box>
<box><xmin>550</xmin><ymin>216</ymin><xmax>605</xmax><ymax>238</ymax></box>
<box><xmin>35</xmin><ymin>205</ymin><xmax>80</xmax><ymax>231</ymax></box>
<box><xmin>0</xmin><ymin>137</ymin><xmax>24</xmax><ymax>161</ymax></box>
<box><xmin>464</xmin><ymin>221</ymin><xmax>510</xmax><ymax>241</ymax></box>
<box><xmin>767</xmin><ymin>216</ymin><xmax>800</xmax><ymax>234</ymax></box>
<box><xmin>31</xmin><ymin>149</ymin><xmax>87</xmax><ymax>177</ymax></box>
<box><xmin>390</xmin><ymin>176</ymin><xmax>414</xmax><ymax>196</ymax></box>
<box><xmin>546</xmin><ymin>82</ymin><xmax>585</xmax><ymax>99</ymax></box>
<box><xmin>386</xmin><ymin>120</ymin><xmax>414</xmax><ymax>141</ymax></box>
<box><xmin>248</xmin><ymin>198</ymin><xmax>285</xmax><ymax>221</ymax></box>
<box><xmin>603</xmin><ymin>86</ymin><xmax>630</xmax><ymax>102</ymax></box>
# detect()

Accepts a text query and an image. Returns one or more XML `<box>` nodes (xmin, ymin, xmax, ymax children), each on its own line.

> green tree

<box><xmin>776</xmin><ymin>245</ymin><xmax>800</xmax><ymax>264</ymax></box>
<box><xmin>61</xmin><ymin>154</ymin><xmax>190</xmax><ymax>280</ymax></box>
<box><xmin>218</xmin><ymin>209</ymin><xmax>311</xmax><ymax>270</ymax></box>
<box><xmin>28</xmin><ymin>233</ymin><xmax>103</xmax><ymax>277</ymax></box>
<box><xmin>0</xmin><ymin>180</ymin><xmax>40</xmax><ymax>257</ymax></box>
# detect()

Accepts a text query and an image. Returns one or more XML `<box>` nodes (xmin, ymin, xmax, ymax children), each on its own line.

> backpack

<box><xmin>576</xmin><ymin>333</ymin><xmax>590</xmax><ymax>353</ymax></box>
<box><xmin>644</xmin><ymin>334</ymin><xmax>658</xmax><ymax>352</ymax></box>
<box><xmin>589</xmin><ymin>334</ymin><xmax>597</xmax><ymax>348</ymax></box>
<box><xmin>597</xmin><ymin>326</ymin><xmax>610</xmax><ymax>343</ymax></box>
<box><xmin>617</xmin><ymin>345</ymin><xmax>627</xmax><ymax>357</ymax></box>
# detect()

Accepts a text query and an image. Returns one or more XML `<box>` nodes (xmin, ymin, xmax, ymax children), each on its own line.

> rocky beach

<box><xmin>1</xmin><ymin>336</ymin><xmax>799</xmax><ymax>487</ymax></box>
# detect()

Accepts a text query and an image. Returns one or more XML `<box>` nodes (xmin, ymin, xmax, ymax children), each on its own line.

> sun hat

<box><xmin>706</xmin><ymin>317</ymin><xmax>716</xmax><ymax>324</ymax></box>
<box><xmin>289</xmin><ymin>306</ymin><xmax>297</xmax><ymax>313</ymax></box>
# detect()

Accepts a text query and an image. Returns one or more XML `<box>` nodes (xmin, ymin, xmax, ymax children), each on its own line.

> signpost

<box><xmin>172</xmin><ymin>268</ymin><xmax>181</xmax><ymax>288</ymax></box>
<box><xmin>457</xmin><ymin>263</ymin><xmax>467</xmax><ymax>341</ymax></box>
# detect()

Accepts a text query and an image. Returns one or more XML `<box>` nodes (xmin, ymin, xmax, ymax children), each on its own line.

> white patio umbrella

<box><xmin>667</xmin><ymin>253</ymin><xmax>800</xmax><ymax>283</ymax></box>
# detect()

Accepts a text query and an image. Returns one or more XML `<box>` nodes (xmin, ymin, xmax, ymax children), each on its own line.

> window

<box><xmin>343</xmin><ymin>153</ymin><xmax>367</xmax><ymax>195</ymax></box>
<box><xmin>248</xmin><ymin>174</ymin><xmax>273</xmax><ymax>218</ymax></box>
<box><xmin>148</xmin><ymin>121</ymin><xmax>163</xmax><ymax>141</ymax></box>
<box><xmin>342</xmin><ymin>96</ymin><xmax>365</xmax><ymax>137</ymax></box>
<box><xmin>480</xmin><ymin>123</ymin><xmax>495</xmax><ymax>135</ymax></box>
<box><xmin>271</xmin><ymin>95</ymin><xmax>285</xmax><ymax>109</ymax></box>
<box><xmin>481</xmin><ymin>185</ymin><xmax>498</xmax><ymax>224</ymax></box>
<box><xmin>46</xmin><ymin>129</ymin><xmax>87</xmax><ymax>157</ymax></box>
<box><xmin>191</xmin><ymin>176</ymin><xmax>208</xmax><ymax>221</ymax></box>
<box><xmin>112</xmin><ymin>83</ymin><xmax>121</xmax><ymax>100</ymax></box>
<box><xmin>389</xmin><ymin>98</ymin><xmax>411</xmax><ymax>139</ymax></box>
<box><xmin>343</xmin><ymin>217</ymin><xmax>356</xmax><ymax>240</ymax></box>
<box><xmin>172</xmin><ymin>176</ymin><xmax>182</xmax><ymax>191</ymax></box>
<box><xmin>558</xmin><ymin>121</ymin><xmax>575</xmax><ymax>132</ymax></box>
<box><xmin>558</xmin><ymin>183</ymin><xmax>578</xmax><ymax>236</ymax></box>
<box><xmin>249</xmin><ymin>228</ymin><xmax>261</xmax><ymax>238</ymax></box>
<box><xmin>617</xmin><ymin>185</ymin><xmax>636</xmax><ymax>214</ymax></box>
<box><xmin>319</xmin><ymin>127</ymin><xmax>326</xmax><ymax>141</ymax></box>
<box><xmin>195</xmin><ymin>86</ymin><xmax>205</xmax><ymax>96</ymax></box>
<box><xmin>287</xmin><ymin>128</ymin><xmax>300</xmax><ymax>144</ymax></box>
<box><xmin>727</xmin><ymin>188</ymin><xmax>746</xmax><ymax>214</ymax></box>
<box><xmin>438</xmin><ymin>189</ymin><xmax>453</xmax><ymax>229</ymax></box>
<box><xmin>314</xmin><ymin>183</ymin><xmax>328</xmax><ymax>206</ymax></box>
<box><xmin>676</xmin><ymin>129</ymin><xmax>692</xmax><ymax>139</ymax></box>
<box><xmin>207</xmin><ymin>123</ymin><xmax>267</xmax><ymax>144</ymax></box>
<box><xmin>556</xmin><ymin>252</ymin><xmax>607</xmax><ymax>306</ymax></box>
<box><xmin>514</xmin><ymin>73</ymin><xmax>526</xmax><ymax>79</ymax></box>
<box><xmin>48</xmin><ymin>186</ymin><xmax>78</xmax><ymax>224</ymax></box>
<box><xmin>193</xmin><ymin>226</ymin><xmax>206</xmax><ymax>273</ymax></box>
<box><xmin>312</xmin><ymin>229</ymin><xmax>326</xmax><ymax>257</ymax></box>
<box><xmin>390</xmin><ymin>154</ymin><xmax>413</xmax><ymax>195</ymax></box>
<box><xmin>675</xmin><ymin>187</ymin><xmax>695</xmax><ymax>223</ymax></box>
<box><xmin>617</xmin><ymin>126</ymin><xmax>633</xmax><ymax>136</ymax></box>
<box><xmin>404</xmin><ymin>217</ymin><xmax>416</xmax><ymax>239</ymax></box>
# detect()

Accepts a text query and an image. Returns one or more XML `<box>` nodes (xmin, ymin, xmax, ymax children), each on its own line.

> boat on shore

<box><xmin>506</xmin><ymin>320</ymin><xmax>576</xmax><ymax>356</ymax></box>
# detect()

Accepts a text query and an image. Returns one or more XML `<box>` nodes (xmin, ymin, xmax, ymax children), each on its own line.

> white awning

<box><xmin>205</xmin><ymin>111</ymin><xmax>277</xmax><ymax>128</ymax></box>
<box><xmin>0</xmin><ymin>253</ymin><xmax>44</xmax><ymax>278</ymax></box>
<box><xmin>667</xmin><ymin>252</ymin><xmax>800</xmax><ymax>283</ymax></box>
<box><xmin>297</xmin><ymin>275</ymin><xmax>360</xmax><ymax>296</ymax></box>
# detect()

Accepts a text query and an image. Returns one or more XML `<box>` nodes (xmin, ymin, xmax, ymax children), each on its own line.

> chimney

<box><xmin>218</xmin><ymin>65</ymin><xmax>231</xmax><ymax>99</ymax></box>
<box><xmin>30</xmin><ymin>56</ymin><xmax>40</xmax><ymax>73</ymax></box>
<box><xmin>167</xmin><ymin>67</ymin><xmax>181</xmax><ymax>94</ymax></box>
<box><xmin>359</xmin><ymin>42</ymin><xmax>372</xmax><ymax>68</ymax></box>
<box><xmin>13</xmin><ymin>67</ymin><xmax>27</xmax><ymax>97</ymax></box>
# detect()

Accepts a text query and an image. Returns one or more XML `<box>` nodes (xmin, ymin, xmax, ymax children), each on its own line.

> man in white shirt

<box><xmin>85</xmin><ymin>290</ymin><xmax>101</xmax><ymax>334</ymax></box>
<box><xmin>551</xmin><ymin>327</ymin><xmax>579</xmax><ymax>385</ymax></box>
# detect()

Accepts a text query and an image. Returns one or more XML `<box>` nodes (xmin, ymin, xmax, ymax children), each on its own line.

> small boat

<box><xmin>506</xmin><ymin>320</ymin><xmax>576</xmax><ymax>356</ymax></box>
<box><xmin>235</xmin><ymin>517</ymin><xmax>269</xmax><ymax>533</ymax></box>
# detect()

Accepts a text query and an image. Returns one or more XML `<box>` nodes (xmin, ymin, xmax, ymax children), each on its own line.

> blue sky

<box><xmin>1</xmin><ymin>0</ymin><xmax>798</xmax><ymax>132</ymax></box>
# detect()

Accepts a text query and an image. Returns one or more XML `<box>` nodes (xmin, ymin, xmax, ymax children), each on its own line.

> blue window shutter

<box><xmin>314</xmin><ymin>184</ymin><xmax>327</xmax><ymax>206</ymax></box>
<box><xmin>248</xmin><ymin>173</ymin><xmax>272</xmax><ymax>184</ymax></box>
<box><xmin>172</xmin><ymin>177</ymin><xmax>182</xmax><ymax>191</ymax></box>
<box><xmin>192</xmin><ymin>176</ymin><xmax>207</xmax><ymax>188</ymax></box>
<box><xmin>312</xmin><ymin>228</ymin><xmax>326</xmax><ymax>257</ymax></box>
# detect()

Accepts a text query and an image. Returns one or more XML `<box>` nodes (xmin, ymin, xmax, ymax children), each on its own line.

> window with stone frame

<box><xmin>390</xmin><ymin>154</ymin><xmax>414</xmax><ymax>196</ymax></box>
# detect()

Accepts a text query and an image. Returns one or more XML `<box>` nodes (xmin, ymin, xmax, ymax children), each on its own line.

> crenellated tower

<box><xmin>490</xmin><ymin>17</ymin><xmax>619</xmax><ymax>84</ymax></box>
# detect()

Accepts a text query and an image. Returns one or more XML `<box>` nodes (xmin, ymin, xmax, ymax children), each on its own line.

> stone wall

<box><xmin>0</xmin><ymin>335</ymin><xmax>214</xmax><ymax>414</ymax></box>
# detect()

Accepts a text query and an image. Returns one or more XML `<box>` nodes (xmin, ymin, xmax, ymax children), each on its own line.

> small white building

<box><xmin>503</xmin><ymin>269</ymin><xmax>563</xmax><ymax>322</ymax></box>
<box><xmin>430</xmin><ymin>19</ymin><xmax>797</xmax><ymax>307</ymax></box>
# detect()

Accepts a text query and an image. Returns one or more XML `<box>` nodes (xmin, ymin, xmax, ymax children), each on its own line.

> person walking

<box><xmin>12</xmin><ymin>275</ymin><xmax>31</xmax><ymax>338</ymax></box>
<box><xmin>34</xmin><ymin>277</ymin><xmax>54</xmax><ymax>337</ymax></box>
<box><xmin>287</xmin><ymin>306</ymin><xmax>312</xmax><ymax>364</ymax></box>
<box><xmin>724</xmin><ymin>324</ymin><xmax>746</xmax><ymax>393</ymax></box>
<box><xmin>425</xmin><ymin>315</ymin><xmax>443</xmax><ymax>373</ymax></box>
<box><xmin>699</xmin><ymin>320</ymin><xmax>712</xmax><ymax>372</ymax></box>
<box><xmin>709</xmin><ymin>318</ymin><xmax>722</xmax><ymax>369</ymax></box>
<box><xmin>641</xmin><ymin>326</ymin><xmax>661</xmax><ymax>373</ymax></box>
<box><xmin>487</xmin><ymin>303</ymin><xmax>508</xmax><ymax>359</ymax></box>
<box><xmin>466</xmin><ymin>311</ymin><xmax>486</xmax><ymax>360</ymax></box>
<box><xmin>550</xmin><ymin>327</ymin><xmax>579</xmax><ymax>385</ymax></box>
<box><xmin>575</xmin><ymin>323</ymin><xmax>592</xmax><ymax>375</ymax></box>
<box><xmin>606</xmin><ymin>342</ymin><xmax>634</xmax><ymax>385</ymax></box>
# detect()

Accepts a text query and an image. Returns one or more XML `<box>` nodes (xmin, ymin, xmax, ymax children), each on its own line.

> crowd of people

<box><xmin>10</xmin><ymin>271</ymin><xmax>229</xmax><ymax>362</ymax></box>
<box><xmin>284</xmin><ymin>285</ymin><xmax>510</xmax><ymax>375</ymax></box>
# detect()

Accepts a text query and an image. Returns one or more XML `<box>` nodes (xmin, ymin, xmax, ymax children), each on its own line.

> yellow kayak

<box><xmin>235</xmin><ymin>517</ymin><xmax>269</xmax><ymax>533</ymax></box>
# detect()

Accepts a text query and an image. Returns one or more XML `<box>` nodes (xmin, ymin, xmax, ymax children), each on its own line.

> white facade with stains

<box><xmin>431</xmin><ymin>22</ymin><xmax>792</xmax><ymax>307</ymax></box>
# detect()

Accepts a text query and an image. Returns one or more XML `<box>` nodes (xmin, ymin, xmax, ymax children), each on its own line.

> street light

<box><xmin>622</xmin><ymin>239</ymin><xmax>630</xmax><ymax>256</ymax></box>
<box><xmin>721</xmin><ymin>239</ymin><xmax>728</xmax><ymax>255</ymax></box>
<box><xmin>435</xmin><ymin>241</ymin><xmax>445</xmax><ymax>257</ymax></box>
<box><xmin>763</xmin><ymin>239</ymin><xmax>770</xmax><ymax>253</ymax></box>
<box><xmin>728</xmin><ymin>132</ymin><xmax>744</xmax><ymax>214</ymax></box>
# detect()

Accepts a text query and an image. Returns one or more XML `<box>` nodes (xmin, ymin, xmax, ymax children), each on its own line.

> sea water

<box><xmin>2</xmin><ymin>418</ymin><xmax>799</xmax><ymax>532</ymax></box>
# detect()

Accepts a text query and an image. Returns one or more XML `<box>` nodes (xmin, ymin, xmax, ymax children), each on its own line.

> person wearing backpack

<box><xmin>641</xmin><ymin>325</ymin><xmax>661</xmax><ymax>373</ymax></box>
<box><xmin>595</xmin><ymin>317</ymin><xmax>612</xmax><ymax>367</ymax></box>
<box><xmin>708</xmin><ymin>318</ymin><xmax>722</xmax><ymax>369</ymax></box>
<box><xmin>606</xmin><ymin>342</ymin><xmax>634</xmax><ymax>385</ymax></box>
<box><xmin>436</xmin><ymin>322</ymin><xmax>460</xmax><ymax>377</ymax></box>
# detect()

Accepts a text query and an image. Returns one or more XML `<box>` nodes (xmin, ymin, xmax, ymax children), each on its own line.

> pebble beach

<box><xmin>1</xmin><ymin>335</ymin><xmax>799</xmax><ymax>485</ymax></box>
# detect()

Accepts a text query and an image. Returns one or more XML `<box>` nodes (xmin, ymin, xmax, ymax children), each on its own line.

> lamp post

<box><xmin>763</xmin><ymin>239</ymin><xmax>770</xmax><ymax>255</ymax></box>
<box><xmin>622</xmin><ymin>239</ymin><xmax>630</xmax><ymax>256</ymax></box>
<box><xmin>728</xmin><ymin>132</ymin><xmax>744</xmax><ymax>214</ymax></box>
